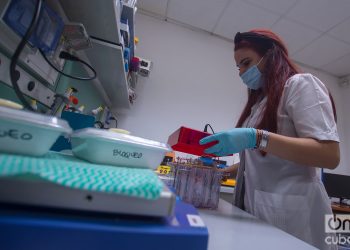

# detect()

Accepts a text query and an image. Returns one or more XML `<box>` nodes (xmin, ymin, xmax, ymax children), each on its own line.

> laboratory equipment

<box><xmin>156</xmin><ymin>164</ymin><xmax>175</xmax><ymax>188</ymax></box>
<box><xmin>71</xmin><ymin>128</ymin><xmax>171</xmax><ymax>169</ymax></box>
<box><xmin>48</xmin><ymin>94</ymin><xmax>70</xmax><ymax>116</ymax></box>
<box><xmin>0</xmin><ymin>52</ymin><xmax>56</xmax><ymax>107</ymax></box>
<box><xmin>62</xmin><ymin>22</ymin><xmax>92</xmax><ymax>51</ymax></box>
<box><xmin>0</xmin><ymin>150</ymin><xmax>176</xmax><ymax>217</ymax></box>
<box><xmin>0</xmin><ymin>152</ymin><xmax>175</xmax><ymax>216</ymax></box>
<box><xmin>130</xmin><ymin>56</ymin><xmax>140</xmax><ymax>72</ymax></box>
<box><xmin>107</xmin><ymin>116</ymin><xmax>118</xmax><ymax>128</ymax></box>
<box><xmin>0</xmin><ymin>172</ymin><xmax>175</xmax><ymax>218</ymax></box>
<box><xmin>168</xmin><ymin>126</ymin><xmax>217</xmax><ymax>157</ymax></box>
<box><xmin>170</xmin><ymin>158</ymin><xmax>228</xmax><ymax>209</ymax></box>
<box><xmin>0</xmin><ymin>105</ymin><xmax>72</xmax><ymax>156</ymax></box>
<box><xmin>48</xmin><ymin>87</ymin><xmax>77</xmax><ymax>116</ymax></box>
<box><xmin>120</xmin><ymin>19</ymin><xmax>130</xmax><ymax>47</ymax></box>
<box><xmin>30</xmin><ymin>99</ymin><xmax>38</xmax><ymax>110</ymax></box>
<box><xmin>0</xmin><ymin>0</ymin><xmax>64</xmax><ymax>86</ymax></box>
<box><xmin>323</xmin><ymin>173</ymin><xmax>350</xmax><ymax>203</ymax></box>
<box><xmin>89</xmin><ymin>106</ymin><xmax>103</xmax><ymax>117</ymax></box>
<box><xmin>0</xmin><ymin>198</ymin><xmax>207</xmax><ymax>250</ymax></box>
<box><xmin>3</xmin><ymin>0</ymin><xmax>64</xmax><ymax>54</ymax></box>
<box><xmin>1</xmin><ymin>0</ymin><xmax>97</xmax><ymax>113</ymax></box>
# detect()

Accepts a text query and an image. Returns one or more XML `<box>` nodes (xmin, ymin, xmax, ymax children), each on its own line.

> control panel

<box><xmin>0</xmin><ymin>52</ymin><xmax>55</xmax><ymax>107</ymax></box>
<box><xmin>0</xmin><ymin>0</ymin><xmax>65</xmax><ymax>86</ymax></box>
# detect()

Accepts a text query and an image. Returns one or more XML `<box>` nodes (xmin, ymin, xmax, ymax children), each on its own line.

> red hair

<box><xmin>235</xmin><ymin>29</ymin><xmax>300</xmax><ymax>134</ymax></box>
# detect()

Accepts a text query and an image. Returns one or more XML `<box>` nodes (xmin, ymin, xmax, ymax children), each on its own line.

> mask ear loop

<box><xmin>257</xmin><ymin>45</ymin><xmax>275</xmax><ymax>68</ymax></box>
<box><xmin>258</xmin><ymin>48</ymin><xmax>274</xmax><ymax>76</ymax></box>
<box><xmin>256</xmin><ymin>56</ymin><xmax>264</xmax><ymax>66</ymax></box>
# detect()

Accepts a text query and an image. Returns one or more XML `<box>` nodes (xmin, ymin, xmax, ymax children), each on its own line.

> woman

<box><xmin>200</xmin><ymin>29</ymin><xmax>340</xmax><ymax>250</ymax></box>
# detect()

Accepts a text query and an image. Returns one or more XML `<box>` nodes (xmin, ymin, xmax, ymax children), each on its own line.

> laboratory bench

<box><xmin>199</xmin><ymin>199</ymin><xmax>317</xmax><ymax>250</ymax></box>
<box><xmin>331</xmin><ymin>202</ymin><xmax>350</xmax><ymax>214</ymax></box>
<box><xmin>220</xmin><ymin>185</ymin><xmax>235</xmax><ymax>204</ymax></box>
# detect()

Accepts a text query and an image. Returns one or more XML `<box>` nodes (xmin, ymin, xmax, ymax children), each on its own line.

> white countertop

<box><xmin>199</xmin><ymin>199</ymin><xmax>317</xmax><ymax>250</ymax></box>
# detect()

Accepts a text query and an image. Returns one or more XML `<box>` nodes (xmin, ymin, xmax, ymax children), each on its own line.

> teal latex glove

<box><xmin>199</xmin><ymin>128</ymin><xmax>256</xmax><ymax>156</ymax></box>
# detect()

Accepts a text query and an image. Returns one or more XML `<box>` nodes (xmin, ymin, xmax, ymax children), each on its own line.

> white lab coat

<box><xmin>236</xmin><ymin>73</ymin><xmax>339</xmax><ymax>250</ymax></box>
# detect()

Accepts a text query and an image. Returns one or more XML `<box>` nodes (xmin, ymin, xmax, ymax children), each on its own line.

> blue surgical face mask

<box><xmin>240</xmin><ymin>56</ymin><xmax>264</xmax><ymax>90</ymax></box>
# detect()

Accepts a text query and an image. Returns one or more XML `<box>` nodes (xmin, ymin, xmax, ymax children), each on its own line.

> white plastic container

<box><xmin>71</xmin><ymin>128</ymin><xmax>171</xmax><ymax>169</ymax></box>
<box><xmin>0</xmin><ymin>106</ymin><xmax>72</xmax><ymax>156</ymax></box>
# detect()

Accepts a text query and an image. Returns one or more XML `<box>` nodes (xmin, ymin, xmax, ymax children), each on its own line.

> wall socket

<box><xmin>339</xmin><ymin>76</ymin><xmax>350</xmax><ymax>87</ymax></box>
<box><xmin>0</xmin><ymin>52</ymin><xmax>56</xmax><ymax>107</ymax></box>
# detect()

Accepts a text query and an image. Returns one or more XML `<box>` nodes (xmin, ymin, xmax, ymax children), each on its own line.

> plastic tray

<box><xmin>71</xmin><ymin>128</ymin><xmax>171</xmax><ymax>169</ymax></box>
<box><xmin>0</xmin><ymin>106</ymin><xmax>72</xmax><ymax>156</ymax></box>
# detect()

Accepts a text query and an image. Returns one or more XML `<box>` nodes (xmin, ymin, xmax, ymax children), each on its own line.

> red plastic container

<box><xmin>167</xmin><ymin>126</ymin><xmax>217</xmax><ymax>157</ymax></box>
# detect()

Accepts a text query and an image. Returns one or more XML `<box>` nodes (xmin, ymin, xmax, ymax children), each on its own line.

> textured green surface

<box><xmin>0</xmin><ymin>152</ymin><xmax>163</xmax><ymax>200</ymax></box>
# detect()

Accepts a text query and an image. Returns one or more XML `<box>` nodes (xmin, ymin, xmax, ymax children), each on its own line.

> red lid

<box><xmin>168</xmin><ymin>126</ymin><xmax>217</xmax><ymax>157</ymax></box>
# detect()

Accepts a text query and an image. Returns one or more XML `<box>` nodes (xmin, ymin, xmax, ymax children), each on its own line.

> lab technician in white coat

<box><xmin>200</xmin><ymin>29</ymin><xmax>340</xmax><ymax>250</ymax></box>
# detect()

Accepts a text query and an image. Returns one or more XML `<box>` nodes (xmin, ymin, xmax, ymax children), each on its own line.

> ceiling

<box><xmin>137</xmin><ymin>0</ymin><xmax>350</xmax><ymax>78</ymax></box>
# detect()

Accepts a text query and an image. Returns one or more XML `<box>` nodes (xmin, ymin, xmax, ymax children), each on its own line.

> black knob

<box><xmin>27</xmin><ymin>81</ymin><xmax>35</xmax><ymax>91</ymax></box>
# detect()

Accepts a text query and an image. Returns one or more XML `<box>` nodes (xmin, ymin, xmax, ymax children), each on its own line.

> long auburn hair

<box><xmin>234</xmin><ymin>29</ymin><xmax>337</xmax><ymax>134</ymax></box>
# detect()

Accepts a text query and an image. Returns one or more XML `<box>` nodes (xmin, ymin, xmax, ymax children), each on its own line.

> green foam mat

<box><xmin>0</xmin><ymin>152</ymin><xmax>163</xmax><ymax>200</ymax></box>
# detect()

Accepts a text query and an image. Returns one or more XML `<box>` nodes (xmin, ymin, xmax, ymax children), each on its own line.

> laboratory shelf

<box><xmin>59</xmin><ymin>0</ymin><xmax>123</xmax><ymax>45</ymax></box>
<box><xmin>86</xmin><ymin>38</ymin><xmax>131</xmax><ymax>114</ymax></box>
<box><xmin>58</xmin><ymin>0</ymin><xmax>133</xmax><ymax>114</ymax></box>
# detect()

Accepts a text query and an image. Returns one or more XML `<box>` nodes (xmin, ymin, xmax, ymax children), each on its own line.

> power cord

<box><xmin>9</xmin><ymin>0</ymin><xmax>43</xmax><ymax>111</ymax></box>
<box><xmin>203</xmin><ymin>123</ymin><xmax>215</xmax><ymax>134</ymax></box>
<box><xmin>39</xmin><ymin>50</ymin><xmax>97</xmax><ymax>81</ymax></box>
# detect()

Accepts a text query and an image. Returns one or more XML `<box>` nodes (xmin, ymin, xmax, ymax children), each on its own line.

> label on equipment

<box><xmin>157</xmin><ymin>165</ymin><xmax>171</xmax><ymax>175</ymax></box>
<box><xmin>187</xmin><ymin>214</ymin><xmax>206</xmax><ymax>227</ymax></box>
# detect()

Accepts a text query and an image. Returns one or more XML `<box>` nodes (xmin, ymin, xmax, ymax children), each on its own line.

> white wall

<box><xmin>119</xmin><ymin>13</ymin><xmax>246</xmax><ymax>164</ymax></box>
<box><xmin>335</xmin><ymin>77</ymin><xmax>350</xmax><ymax>176</ymax></box>
<box><xmin>119</xmin><ymin>13</ymin><xmax>349</xmax><ymax>172</ymax></box>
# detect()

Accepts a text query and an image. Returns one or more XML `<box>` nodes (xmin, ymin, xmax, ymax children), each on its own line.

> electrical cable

<box><xmin>39</xmin><ymin>49</ymin><xmax>97</xmax><ymax>81</ymax></box>
<box><xmin>9</xmin><ymin>0</ymin><xmax>43</xmax><ymax>111</ymax></box>
<box><xmin>203</xmin><ymin>123</ymin><xmax>215</xmax><ymax>134</ymax></box>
